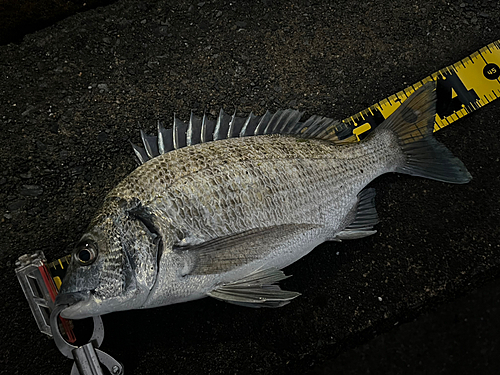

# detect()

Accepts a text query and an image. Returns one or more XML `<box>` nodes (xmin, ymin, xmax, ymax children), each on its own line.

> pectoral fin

<box><xmin>207</xmin><ymin>267</ymin><xmax>301</xmax><ymax>308</ymax></box>
<box><xmin>174</xmin><ymin>223</ymin><xmax>321</xmax><ymax>275</ymax></box>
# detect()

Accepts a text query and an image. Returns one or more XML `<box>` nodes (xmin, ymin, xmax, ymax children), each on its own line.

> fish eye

<box><xmin>75</xmin><ymin>242</ymin><xmax>98</xmax><ymax>266</ymax></box>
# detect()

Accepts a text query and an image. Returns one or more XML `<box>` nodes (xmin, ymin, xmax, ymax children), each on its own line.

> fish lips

<box><xmin>55</xmin><ymin>291</ymin><xmax>86</xmax><ymax>307</ymax></box>
<box><xmin>55</xmin><ymin>291</ymin><xmax>92</xmax><ymax>320</ymax></box>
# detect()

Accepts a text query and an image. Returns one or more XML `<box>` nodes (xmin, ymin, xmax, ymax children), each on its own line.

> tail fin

<box><xmin>377</xmin><ymin>82</ymin><xmax>472</xmax><ymax>184</ymax></box>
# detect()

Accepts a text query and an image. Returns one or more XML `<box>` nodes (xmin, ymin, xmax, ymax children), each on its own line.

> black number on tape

<box><xmin>483</xmin><ymin>63</ymin><xmax>500</xmax><ymax>80</ymax></box>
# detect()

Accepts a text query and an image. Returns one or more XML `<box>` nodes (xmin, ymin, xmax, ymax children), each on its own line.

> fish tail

<box><xmin>376</xmin><ymin>82</ymin><xmax>472</xmax><ymax>184</ymax></box>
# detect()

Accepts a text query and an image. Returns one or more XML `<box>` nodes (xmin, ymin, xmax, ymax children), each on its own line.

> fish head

<box><xmin>56</xmin><ymin>200</ymin><xmax>160</xmax><ymax>319</ymax></box>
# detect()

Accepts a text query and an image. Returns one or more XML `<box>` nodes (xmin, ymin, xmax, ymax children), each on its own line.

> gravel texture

<box><xmin>0</xmin><ymin>0</ymin><xmax>118</xmax><ymax>45</ymax></box>
<box><xmin>1</xmin><ymin>1</ymin><xmax>499</xmax><ymax>374</ymax></box>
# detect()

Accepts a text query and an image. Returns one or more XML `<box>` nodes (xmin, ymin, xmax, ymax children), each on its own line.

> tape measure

<box><xmin>333</xmin><ymin>39</ymin><xmax>500</xmax><ymax>141</ymax></box>
<box><xmin>47</xmin><ymin>254</ymin><xmax>71</xmax><ymax>290</ymax></box>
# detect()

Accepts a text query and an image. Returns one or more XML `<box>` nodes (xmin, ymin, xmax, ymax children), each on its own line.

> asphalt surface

<box><xmin>1</xmin><ymin>1</ymin><xmax>499</xmax><ymax>374</ymax></box>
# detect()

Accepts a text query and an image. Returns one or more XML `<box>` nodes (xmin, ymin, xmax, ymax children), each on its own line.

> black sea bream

<box><xmin>56</xmin><ymin>83</ymin><xmax>471</xmax><ymax>319</ymax></box>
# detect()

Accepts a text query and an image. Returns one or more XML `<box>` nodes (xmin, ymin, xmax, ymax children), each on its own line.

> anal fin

<box><xmin>335</xmin><ymin>188</ymin><xmax>379</xmax><ymax>241</ymax></box>
<box><xmin>207</xmin><ymin>268</ymin><xmax>300</xmax><ymax>308</ymax></box>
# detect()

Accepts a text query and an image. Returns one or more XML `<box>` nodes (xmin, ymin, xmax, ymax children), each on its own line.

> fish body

<box><xmin>56</xmin><ymin>83</ymin><xmax>471</xmax><ymax>319</ymax></box>
<box><xmin>120</xmin><ymin>134</ymin><xmax>389</xmax><ymax>308</ymax></box>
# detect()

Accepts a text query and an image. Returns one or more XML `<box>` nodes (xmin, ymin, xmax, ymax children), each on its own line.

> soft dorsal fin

<box><xmin>132</xmin><ymin>109</ymin><xmax>352</xmax><ymax>165</ymax></box>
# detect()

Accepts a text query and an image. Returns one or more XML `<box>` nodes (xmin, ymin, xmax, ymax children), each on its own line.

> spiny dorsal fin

<box><xmin>173</xmin><ymin>115</ymin><xmax>187</xmax><ymax>150</ymax></box>
<box><xmin>132</xmin><ymin>109</ymin><xmax>348</xmax><ymax>165</ymax></box>
<box><xmin>140</xmin><ymin>130</ymin><xmax>159</xmax><ymax>159</ymax></box>
<box><xmin>158</xmin><ymin>121</ymin><xmax>173</xmax><ymax>154</ymax></box>
<box><xmin>187</xmin><ymin>112</ymin><xmax>201</xmax><ymax>146</ymax></box>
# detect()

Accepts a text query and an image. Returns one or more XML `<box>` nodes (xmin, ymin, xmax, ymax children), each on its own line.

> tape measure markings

<box><xmin>336</xmin><ymin>39</ymin><xmax>500</xmax><ymax>141</ymax></box>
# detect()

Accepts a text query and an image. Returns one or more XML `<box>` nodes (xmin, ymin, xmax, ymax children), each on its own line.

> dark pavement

<box><xmin>1</xmin><ymin>1</ymin><xmax>499</xmax><ymax>374</ymax></box>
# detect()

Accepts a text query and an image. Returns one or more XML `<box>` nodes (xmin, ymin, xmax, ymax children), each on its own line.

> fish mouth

<box><xmin>55</xmin><ymin>292</ymin><xmax>86</xmax><ymax>307</ymax></box>
<box><xmin>55</xmin><ymin>291</ymin><xmax>91</xmax><ymax>320</ymax></box>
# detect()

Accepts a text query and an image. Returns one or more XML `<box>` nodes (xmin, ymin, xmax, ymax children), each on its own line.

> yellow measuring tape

<box><xmin>336</xmin><ymin>39</ymin><xmax>500</xmax><ymax>141</ymax></box>
<box><xmin>47</xmin><ymin>254</ymin><xmax>71</xmax><ymax>290</ymax></box>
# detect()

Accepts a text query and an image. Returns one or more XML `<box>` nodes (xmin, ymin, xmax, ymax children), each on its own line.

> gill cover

<box><xmin>57</xmin><ymin>198</ymin><xmax>160</xmax><ymax>318</ymax></box>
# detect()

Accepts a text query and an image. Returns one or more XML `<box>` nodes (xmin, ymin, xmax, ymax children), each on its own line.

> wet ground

<box><xmin>1</xmin><ymin>0</ymin><xmax>499</xmax><ymax>374</ymax></box>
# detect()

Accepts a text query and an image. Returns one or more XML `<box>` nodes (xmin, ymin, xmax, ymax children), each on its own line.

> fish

<box><xmin>55</xmin><ymin>82</ymin><xmax>471</xmax><ymax>319</ymax></box>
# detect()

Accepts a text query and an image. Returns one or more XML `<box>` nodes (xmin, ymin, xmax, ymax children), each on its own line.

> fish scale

<box><xmin>125</xmin><ymin>137</ymin><xmax>375</xmax><ymax>235</ymax></box>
